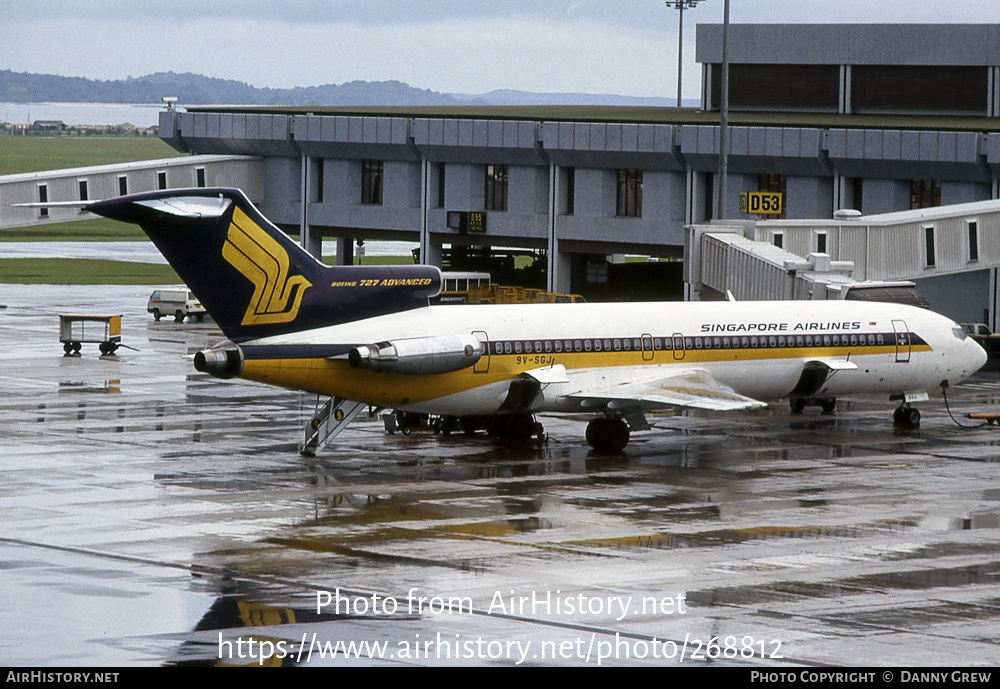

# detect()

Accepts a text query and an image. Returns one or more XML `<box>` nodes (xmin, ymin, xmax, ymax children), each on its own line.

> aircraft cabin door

<box><xmin>472</xmin><ymin>330</ymin><xmax>490</xmax><ymax>373</ymax></box>
<box><xmin>892</xmin><ymin>320</ymin><xmax>911</xmax><ymax>363</ymax></box>
<box><xmin>641</xmin><ymin>333</ymin><xmax>654</xmax><ymax>361</ymax></box>
<box><xmin>672</xmin><ymin>332</ymin><xmax>686</xmax><ymax>361</ymax></box>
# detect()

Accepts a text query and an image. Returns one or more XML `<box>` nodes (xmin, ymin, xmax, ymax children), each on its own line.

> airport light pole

<box><xmin>665</xmin><ymin>0</ymin><xmax>705</xmax><ymax>108</ymax></box>
<box><xmin>716</xmin><ymin>0</ymin><xmax>730</xmax><ymax>220</ymax></box>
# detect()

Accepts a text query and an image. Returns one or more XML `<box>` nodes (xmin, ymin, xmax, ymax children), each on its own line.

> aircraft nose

<box><xmin>970</xmin><ymin>338</ymin><xmax>988</xmax><ymax>372</ymax></box>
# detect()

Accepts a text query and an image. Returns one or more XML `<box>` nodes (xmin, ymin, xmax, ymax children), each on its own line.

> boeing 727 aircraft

<box><xmin>86</xmin><ymin>188</ymin><xmax>987</xmax><ymax>454</ymax></box>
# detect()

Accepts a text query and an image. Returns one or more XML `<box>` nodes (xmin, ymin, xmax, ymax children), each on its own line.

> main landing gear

<box><xmin>789</xmin><ymin>396</ymin><xmax>837</xmax><ymax>414</ymax></box>
<box><xmin>893</xmin><ymin>404</ymin><xmax>921</xmax><ymax>429</ymax></box>
<box><xmin>586</xmin><ymin>416</ymin><xmax>630</xmax><ymax>452</ymax></box>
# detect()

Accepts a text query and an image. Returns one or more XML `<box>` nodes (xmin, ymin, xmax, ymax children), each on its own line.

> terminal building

<box><xmin>7</xmin><ymin>24</ymin><xmax>1000</xmax><ymax>324</ymax></box>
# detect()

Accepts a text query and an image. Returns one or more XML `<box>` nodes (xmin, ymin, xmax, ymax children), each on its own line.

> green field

<box><xmin>0</xmin><ymin>258</ymin><xmax>181</xmax><ymax>284</ymax></box>
<box><xmin>0</xmin><ymin>136</ymin><xmax>181</xmax><ymax>176</ymax></box>
<box><xmin>0</xmin><ymin>218</ymin><xmax>147</xmax><ymax>241</ymax></box>
<box><xmin>0</xmin><ymin>136</ymin><xmax>413</xmax><ymax>281</ymax></box>
<box><xmin>1</xmin><ymin>136</ymin><xmax>182</xmax><ymax>242</ymax></box>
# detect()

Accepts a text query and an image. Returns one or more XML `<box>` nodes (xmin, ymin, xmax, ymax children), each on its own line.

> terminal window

<box><xmin>37</xmin><ymin>184</ymin><xmax>48</xmax><ymax>217</ymax></box>
<box><xmin>911</xmin><ymin>180</ymin><xmax>940</xmax><ymax>209</ymax></box>
<box><xmin>925</xmin><ymin>226</ymin><xmax>936</xmax><ymax>267</ymax></box>
<box><xmin>758</xmin><ymin>174</ymin><xmax>786</xmax><ymax>218</ymax></box>
<box><xmin>362</xmin><ymin>159</ymin><xmax>383</xmax><ymax>205</ymax></box>
<box><xmin>485</xmin><ymin>164</ymin><xmax>508</xmax><ymax>211</ymax></box>
<box><xmin>967</xmin><ymin>220</ymin><xmax>979</xmax><ymax>262</ymax></box>
<box><xmin>617</xmin><ymin>169</ymin><xmax>642</xmax><ymax>217</ymax></box>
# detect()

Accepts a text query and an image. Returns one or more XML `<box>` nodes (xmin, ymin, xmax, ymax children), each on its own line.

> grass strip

<box><xmin>0</xmin><ymin>258</ymin><xmax>180</xmax><ymax>284</ymax></box>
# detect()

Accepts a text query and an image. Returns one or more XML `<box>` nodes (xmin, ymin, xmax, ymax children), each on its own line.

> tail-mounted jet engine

<box><xmin>349</xmin><ymin>334</ymin><xmax>483</xmax><ymax>375</ymax></box>
<box><xmin>194</xmin><ymin>345</ymin><xmax>244</xmax><ymax>379</ymax></box>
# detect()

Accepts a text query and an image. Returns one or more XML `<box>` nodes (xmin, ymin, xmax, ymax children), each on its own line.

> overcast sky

<box><xmin>2</xmin><ymin>0</ymin><xmax>999</xmax><ymax>99</ymax></box>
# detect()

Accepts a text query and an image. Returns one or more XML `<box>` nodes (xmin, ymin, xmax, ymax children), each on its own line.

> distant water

<box><xmin>0</xmin><ymin>240</ymin><xmax>418</xmax><ymax>262</ymax></box>
<box><xmin>0</xmin><ymin>102</ymin><xmax>164</xmax><ymax>128</ymax></box>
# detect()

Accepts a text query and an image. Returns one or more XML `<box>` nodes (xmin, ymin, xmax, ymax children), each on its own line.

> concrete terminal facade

<box><xmin>155</xmin><ymin>24</ymin><xmax>1000</xmax><ymax>315</ymax></box>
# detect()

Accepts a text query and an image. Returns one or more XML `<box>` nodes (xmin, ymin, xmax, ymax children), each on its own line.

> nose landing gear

<box><xmin>893</xmin><ymin>404</ymin><xmax>921</xmax><ymax>428</ymax></box>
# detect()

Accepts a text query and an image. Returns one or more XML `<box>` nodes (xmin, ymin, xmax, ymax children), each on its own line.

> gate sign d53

<box><xmin>739</xmin><ymin>191</ymin><xmax>783</xmax><ymax>215</ymax></box>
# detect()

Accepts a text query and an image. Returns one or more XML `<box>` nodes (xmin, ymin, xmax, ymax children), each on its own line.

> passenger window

<box><xmin>504</xmin><ymin>342</ymin><xmax>512</xmax><ymax>354</ymax></box>
<box><xmin>584</xmin><ymin>340</ymin><xmax>592</xmax><ymax>352</ymax></box>
<box><xmin>554</xmin><ymin>340</ymin><xmax>562</xmax><ymax>352</ymax></box>
<box><xmin>514</xmin><ymin>341</ymin><xmax>523</xmax><ymax>354</ymax></box>
<box><xmin>534</xmin><ymin>340</ymin><xmax>542</xmax><ymax>352</ymax></box>
<box><xmin>614</xmin><ymin>339</ymin><xmax>621</xmax><ymax>351</ymax></box>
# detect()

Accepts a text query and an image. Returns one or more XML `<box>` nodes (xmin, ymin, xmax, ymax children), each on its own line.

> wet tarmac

<box><xmin>1</xmin><ymin>284</ymin><xmax>999</xmax><ymax>667</ymax></box>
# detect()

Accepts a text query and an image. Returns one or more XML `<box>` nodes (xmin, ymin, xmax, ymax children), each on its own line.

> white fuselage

<box><xmin>242</xmin><ymin>300</ymin><xmax>987</xmax><ymax>417</ymax></box>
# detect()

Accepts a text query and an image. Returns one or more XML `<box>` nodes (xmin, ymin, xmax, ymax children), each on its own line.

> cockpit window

<box><xmin>953</xmin><ymin>326</ymin><xmax>968</xmax><ymax>341</ymax></box>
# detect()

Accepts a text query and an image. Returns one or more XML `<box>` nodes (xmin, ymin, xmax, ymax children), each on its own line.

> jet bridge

<box><xmin>686</xmin><ymin>199</ymin><xmax>1000</xmax><ymax>323</ymax></box>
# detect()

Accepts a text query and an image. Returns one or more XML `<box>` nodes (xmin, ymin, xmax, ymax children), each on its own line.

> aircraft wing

<box><xmin>561</xmin><ymin>368</ymin><xmax>767</xmax><ymax>412</ymax></box>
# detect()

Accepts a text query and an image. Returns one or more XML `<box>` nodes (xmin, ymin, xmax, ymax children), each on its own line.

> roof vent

<box><xmin>833</xmin><ymin>209</ymin><xmax>862</xmax><ymax>220</ymax></box>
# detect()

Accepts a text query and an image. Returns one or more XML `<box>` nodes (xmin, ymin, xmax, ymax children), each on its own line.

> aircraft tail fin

<box><xmin>87</xmin><ymin>188</ymin><xmax>440</xmax><ymax>341</ymax></box>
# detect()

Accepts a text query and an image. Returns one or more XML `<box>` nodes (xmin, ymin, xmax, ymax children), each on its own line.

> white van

<box><xmin>147</xmin><ymin>288</ymin><xmax>207</xmax><ymax>322</ymax></box>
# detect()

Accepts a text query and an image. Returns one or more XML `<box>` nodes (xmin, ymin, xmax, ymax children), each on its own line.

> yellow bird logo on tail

<box><xmin>222</xmin><ymin>207</ymin><xmax>312</xmax><ymax>325</ymax></box>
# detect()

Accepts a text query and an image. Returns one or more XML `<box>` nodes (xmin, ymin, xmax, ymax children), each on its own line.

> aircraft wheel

<box><xmin>820</xmin><ymin>397</ymin><xmax>837</xmax><ymax>414</ymax></box>
<box><xmin>63</xmin><ymin>342</ymin><xmax>74</xmax><ymax>354</ymax></box>
<box><xmin>789</xmin><ymin>397</ymin><xmax>806</xmax><ymax>414</ymax></box>
<box><xmin>99</xmin><ymin>342</ymin><xmax>111</xmax><ymax>355</ymax></box>
<box><xmin>585</xmin><ymin>417</ymin><xmax>607</xmax><ymax>448</ymax></box>
<box><xmin>586</xmin><ymin>417</ymin><xmax>629</xmax><ymax>452</ymax></box>
<box><xmin>607</xmin><ymin>418</ymin><xmax>630</xmax><ymax>451</ymax></box>
<box><xmin>893</xmin><ymin>405</ymin><xmax>920</xmax><ymax>428</ymax></box>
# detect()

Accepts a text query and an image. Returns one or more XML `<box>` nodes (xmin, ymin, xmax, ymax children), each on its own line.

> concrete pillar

<box><xmin>336</xmin><ymin>237</ymin><xmax>354</xmax><ymax>266</ymax></box>
<box><xmin>299</xmin><ymin>155</ymin><xmax>321</xmax><ymax>259</ymax></box>
<box><xmin>546</xmin><ymin>164</ymin><xmax>571</xmax><ymax>294</ymax></box>
<box><xmin>417</xmin><ymin>158</ymin><xmax>442</xmax><ymax>267</ymax></box>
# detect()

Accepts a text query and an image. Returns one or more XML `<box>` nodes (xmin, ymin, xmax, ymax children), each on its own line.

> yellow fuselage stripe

<box><xmin>240</xmin><ymin>344</ymin><xmax>931</xmax><ymax>407</ymax></box>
